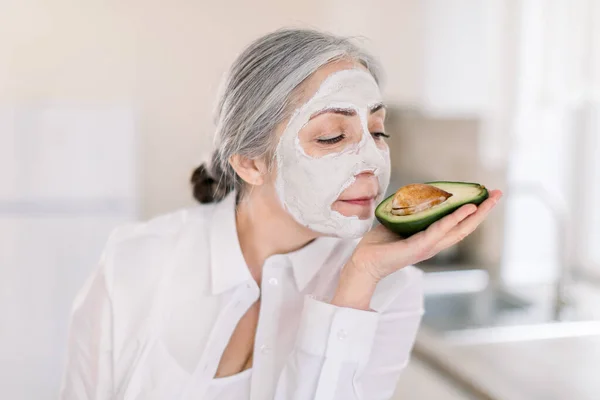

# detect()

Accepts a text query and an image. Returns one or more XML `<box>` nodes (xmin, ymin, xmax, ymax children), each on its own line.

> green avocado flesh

<box><xmin>375</xmin><ymin>181</ymin><xmax>489</xmax><ymax>237</ymax></box>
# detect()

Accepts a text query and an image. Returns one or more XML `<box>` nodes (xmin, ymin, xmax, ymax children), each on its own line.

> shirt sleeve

<box><xmin>275</xmin><ymin>266</ymin><xmax>424</xmax><ymax>400</ymax></box>
<box><xmin>59</xmin><ymin>234</ymin><xmax>118</xmax><ymax>400</ymax></box>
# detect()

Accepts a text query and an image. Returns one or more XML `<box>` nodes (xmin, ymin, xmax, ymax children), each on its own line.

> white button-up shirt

<box><xmin>60</xmin><ymin>192</ymin><xmax>424</xmax><ymax>400</ymax></box>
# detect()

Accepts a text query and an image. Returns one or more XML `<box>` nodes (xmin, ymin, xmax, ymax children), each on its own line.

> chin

<box><xmin>328</xmin><ymin>214</ymin><xmax>374</xmax><ymax>239</ymax></box>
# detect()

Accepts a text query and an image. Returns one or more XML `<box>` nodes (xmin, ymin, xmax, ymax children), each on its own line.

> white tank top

<box><xmin>204</xmin><ymin>368</ymin><xmax>253</xmax><ymax>400</ymax></box>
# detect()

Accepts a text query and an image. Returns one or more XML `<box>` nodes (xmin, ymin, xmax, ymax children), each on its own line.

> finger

<box><xmin>449</xmin><ymin>190</ymin><xmax>502</xmax><ymax>235</ymax></box>
<box><xmin>422</xmin><ymin>203</ymin><xmax>479</xmax><ymax>242</ymax></box>
<box><xmin>401</xmin><ymin>203</ymin><xmax>478</xmax><ymax>260</ymax></box>
<box><xmin>485</xmin><ymin>190</ymin><xmax>503</xmax><ymax>204</ymax></box>
<box><xmin>433</xmin><ymin>190</ymin><xmax>503</xmax><ymax>251</ymax></box>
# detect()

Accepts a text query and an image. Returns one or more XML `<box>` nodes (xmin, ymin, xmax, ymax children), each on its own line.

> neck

<box><xmin>235</xmin><ymin>191</ymin><xmax>317</xmax><ymax>285</ymax></box>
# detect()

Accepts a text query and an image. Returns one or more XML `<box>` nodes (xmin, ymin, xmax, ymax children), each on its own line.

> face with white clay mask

<box><xmin>275</xmin><ymin>61</ymin><xmax>391</xmax><ymax>238</ymax></box>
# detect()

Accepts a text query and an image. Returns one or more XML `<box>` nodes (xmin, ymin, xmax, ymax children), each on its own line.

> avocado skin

<box><xmin>375</xmin><ymin>181</ymin><xmax>489</xmax><ymax>237</ymax></box>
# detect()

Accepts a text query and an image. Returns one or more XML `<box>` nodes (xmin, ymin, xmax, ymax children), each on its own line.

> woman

<box><xmin>61</xmin><ymin>28</ymin><xmax>501</xmax><ymax>399</ymax></box>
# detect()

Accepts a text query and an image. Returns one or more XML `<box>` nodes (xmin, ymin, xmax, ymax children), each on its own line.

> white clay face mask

<box><xmin>275</xmin><ymin>68</ymin><xmax>391</xmax><ymax>238</ymax></box>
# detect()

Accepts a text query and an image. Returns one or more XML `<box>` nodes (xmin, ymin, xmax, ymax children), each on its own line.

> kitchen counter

<box><xmin>394</xmin><ymin>356</ymin><xmax>478</xmax><ymax>400</ymax></box>
<box><xmin>414</xmin><ymin>278</ymin><xmax>600</xmax><ymax>400</ymax></box>
<box><xmin>415</xmin><ymin>328</ymin><xmax>600</xmax><ymax>400</ymax></box>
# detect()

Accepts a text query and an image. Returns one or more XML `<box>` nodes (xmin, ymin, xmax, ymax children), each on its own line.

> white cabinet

<box><xmin>0</xmin><ymin>106</ymin><xmax>137</xmax><ymax>203</ymax></box>
<box><xmin>0</xmin><ymin>105</ymin><xmax>138</xmax><ymax>399</ymax></box>
<box><xmin>420</xmin><ymin>0</ymin><xmax>489</xmax><ymax>117</ymax></box>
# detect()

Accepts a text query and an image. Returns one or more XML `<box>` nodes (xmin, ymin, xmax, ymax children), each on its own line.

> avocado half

<box><xmin>375</xmin><ymin>181</ymin><xmax>489</xmax><ymax>237</ymax></box>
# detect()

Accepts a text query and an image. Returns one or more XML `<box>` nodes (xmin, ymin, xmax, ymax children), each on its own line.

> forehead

<box><xmin>297</xmin><ymin>65</ymin><xmax>381</xmax><ymax>110</ymax></box>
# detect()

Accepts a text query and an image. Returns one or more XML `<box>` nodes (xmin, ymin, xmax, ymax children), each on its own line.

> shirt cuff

<box><xmin>370</xmin><ymin>265</ymin><xmax>424</xmax><ymax>313</ymax></box>
<box><xmin>295</xmin><ymin>295</ymin><xmax>379</xmax><ymax>363</ymax></box>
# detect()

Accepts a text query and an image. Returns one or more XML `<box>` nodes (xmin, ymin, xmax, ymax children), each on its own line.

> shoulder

<box><xmin>101</xmin><ymin>203</ymin><xmax>217</xmax><ymax>294</ymax></box>
<box><xmin>109</xmin><ymin>203</ymin><xmax>215</xmax><ymax>243</ymax></box>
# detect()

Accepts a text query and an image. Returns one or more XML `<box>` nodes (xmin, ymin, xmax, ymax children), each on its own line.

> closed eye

<box><xmin>316</xmin><ymin>134</ymin><xmax>346</xmax><ymax>144</ymax></box>
<box><xmin>372</xmin><ymin>132</ymin><xmax>390</xmax><ymax>139</ymax></box>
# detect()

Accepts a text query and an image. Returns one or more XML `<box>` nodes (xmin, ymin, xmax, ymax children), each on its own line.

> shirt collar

<box><xmin>286</xmin><ymin>236</ymin><xmax>341</xmax><ymax>291</ymax></box>
<box><xmin>209</xmin><ymin>191</ymin><xmax>345</xmax><ymax>294</ymax></box>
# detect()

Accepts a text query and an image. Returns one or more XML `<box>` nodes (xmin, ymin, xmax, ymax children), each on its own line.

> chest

<box><xmin>214</xmin><ymin>300</ymin><xmax>260</xmax><ymax>378</ymax></box>
<box><xmin>120</xmin><ymin>264</ymin><xmax>328</xmax><ymax>400</ymax></box>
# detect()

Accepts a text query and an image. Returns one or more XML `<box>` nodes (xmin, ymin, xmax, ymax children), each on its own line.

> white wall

<box><xmin>1</xmin><ymin>0</ymin><xmax>430</xmax><ymax>218</ymax></box>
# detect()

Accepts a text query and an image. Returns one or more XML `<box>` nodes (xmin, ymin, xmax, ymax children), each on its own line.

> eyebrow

<box><xmin>370</xmin><ymin>102</ymin><xmax>386</xmax><ymax>113</ymax></box>
<box><xmin>309</xmin><ymin>103</ymin><xmax>386</xmax><ymax>120</ymax></box>
<box><xmin>309</xmin><ymin>107</ymin><xmax>356</xmax><ymax>120</ymax></box>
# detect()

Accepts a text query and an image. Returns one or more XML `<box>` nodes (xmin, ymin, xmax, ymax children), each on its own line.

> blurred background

<box><xmin>1</xmin><ymin>0</ymin><xmax>599</xmax><ymax>399</ymax></box>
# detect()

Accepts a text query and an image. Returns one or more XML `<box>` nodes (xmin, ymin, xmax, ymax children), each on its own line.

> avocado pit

<box><xmin>391</xmin><ymin>183</ymin><xmax>453</xmax><ymax>216</ymax></box>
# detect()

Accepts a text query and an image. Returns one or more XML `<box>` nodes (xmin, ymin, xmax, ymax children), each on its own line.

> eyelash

<box><xmin>316</xmin><ymin>132</ymin><xmax>390</xmax><ymax>145</ymax></box>
<box><xmin>372</xmin><ymin>132</ymin><xmax>390</xmax><ymax>139</ymax></box>
<box><xmin>317</xmin><ymin>134</ymin><xmax>346</xmax><ymax>144</ymax></box>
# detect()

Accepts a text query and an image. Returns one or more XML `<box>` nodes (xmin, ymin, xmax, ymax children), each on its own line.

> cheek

<box><xmin>375</xmin><ymin>139</ymin><xmax>389</xmax><ymax>152</ymax></box>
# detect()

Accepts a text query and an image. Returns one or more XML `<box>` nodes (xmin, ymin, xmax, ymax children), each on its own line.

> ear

<box><xmin>229</xmin><ymin>154</ymin><xmax>268</xmax><ymax>186</ymax></box>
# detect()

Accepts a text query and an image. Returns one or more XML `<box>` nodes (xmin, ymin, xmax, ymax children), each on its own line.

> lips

<box><xmin>339</xmin><ymin>196</ymin><xmax>376</xmax><ymax>206</ymax></box>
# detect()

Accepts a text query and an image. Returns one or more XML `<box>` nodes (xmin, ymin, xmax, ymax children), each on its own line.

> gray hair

<box><xmin>190</xmin><ymin>28</ymin><xmax>383</xmax><ymax>203</ymax></box>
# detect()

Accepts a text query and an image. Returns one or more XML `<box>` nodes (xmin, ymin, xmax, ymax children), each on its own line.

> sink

<box><xmin>420</xmin><ymin>269</ymin><xmax>600</xmax><ymax>345</ymax></box>
<box><xmin>423</xmin><ymin>287</ymin><xmax>532</xmax><ymax>331</ymax></box>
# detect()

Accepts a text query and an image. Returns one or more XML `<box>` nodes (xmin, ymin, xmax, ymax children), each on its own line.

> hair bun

<box><xmin>190</xmin><ymin>163</ymin><xmax>218</xmax><ymax>203</ymax></box>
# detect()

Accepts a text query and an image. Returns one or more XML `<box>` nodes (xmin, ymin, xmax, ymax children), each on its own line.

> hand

<box><xmin>347</xmin><ymin>189</ymin><xmax>503</xmax><ymax>284</ymax></box>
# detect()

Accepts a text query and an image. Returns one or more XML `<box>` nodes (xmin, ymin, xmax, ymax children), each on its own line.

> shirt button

<box><xmin>268</xmin><ymin>277</ymin><xmax>278</xmax><ymax>286</ymax></box>
<box><xmin>337</xmin><ymin>329</ymin><xmax>348</xmax><ymax>341</ymax></box>
<box><xmin>260</xmin><ymin>344</ymin><xmax>271</xmax><ymax>355</ymax></box>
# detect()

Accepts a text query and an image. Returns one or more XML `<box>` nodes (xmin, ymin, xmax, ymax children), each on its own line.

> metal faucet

<box><xmin>502</xmin><ymin>182</ymin><xmax>573</xmax><ymax>319</ymax></box>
